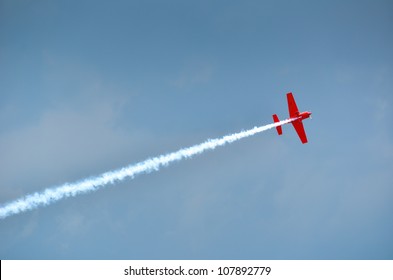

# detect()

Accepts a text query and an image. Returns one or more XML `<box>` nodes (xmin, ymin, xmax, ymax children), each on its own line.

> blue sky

<box><xmin>0</xmin><ymin>0</ymin><xmax>392</xmax><ymax>259</ymax></box>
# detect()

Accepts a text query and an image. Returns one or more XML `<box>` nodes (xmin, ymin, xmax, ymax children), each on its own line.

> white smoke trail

<box><xmin>0</xmin><ymin>119</ymin><xmax>293</xmax><ymax>219</ymax></box>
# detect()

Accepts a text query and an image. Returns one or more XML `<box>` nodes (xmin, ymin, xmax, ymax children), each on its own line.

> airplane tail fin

<box><xmin>272</xmin><ymin>114</ymin><xmax>282</xmax><ymax>135</ymax></box>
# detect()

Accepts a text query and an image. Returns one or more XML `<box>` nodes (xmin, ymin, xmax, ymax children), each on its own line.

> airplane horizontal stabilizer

<box><xmin>272</xmin><ymin>114</ymin><xmax>282</xmax><ymax>135</ymax></box>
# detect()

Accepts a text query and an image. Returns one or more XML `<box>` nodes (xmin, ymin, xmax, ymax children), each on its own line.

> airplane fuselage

<box><xmin>294</xmin><ymin>111</ymin><xmax>312</xmax><ymax>121</ymax></box>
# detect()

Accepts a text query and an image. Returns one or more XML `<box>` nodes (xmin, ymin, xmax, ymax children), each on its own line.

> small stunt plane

<box><xmin>273</xmin><ymin>92</ymin><xmax>312</xmax><ymax>144</ymax></box>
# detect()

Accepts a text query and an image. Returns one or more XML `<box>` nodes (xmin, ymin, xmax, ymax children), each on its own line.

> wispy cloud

<box><xmin>171</xmin><ymin>61</ymin><xmax>216</xmax><ymax>89</ymax></box>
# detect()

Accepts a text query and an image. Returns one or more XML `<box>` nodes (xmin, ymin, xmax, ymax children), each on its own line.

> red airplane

<box><xmin>272</xmin><ymin>92</ymin><xmax>311</xmax><ymax>144</ymax></box>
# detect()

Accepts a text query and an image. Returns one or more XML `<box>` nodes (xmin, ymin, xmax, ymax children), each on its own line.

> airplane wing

<box><xmin>287</xmin><ymin>92</ymin><xmax>299</xmax><ymax>118</ymax></box>
<box><xmin>291</xmin><ymin>120</ymin><xmax>308</xmax><ymax>144</ymax></box>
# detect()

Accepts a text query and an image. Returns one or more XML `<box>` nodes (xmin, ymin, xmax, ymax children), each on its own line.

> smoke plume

<box><xmin>0</xmin><ymin>119</ymin><xmax>293</xmax><ymax>219</ymax></box>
